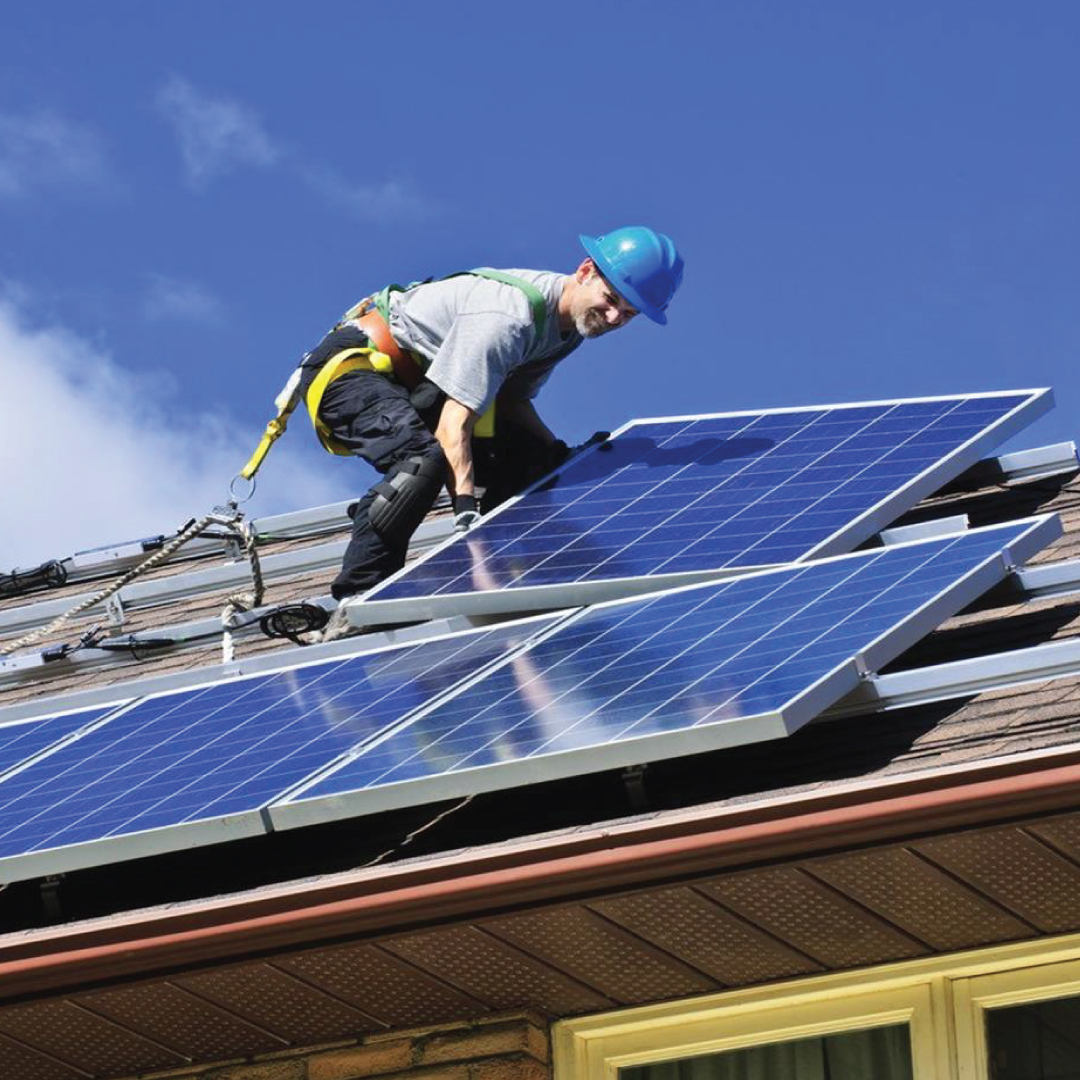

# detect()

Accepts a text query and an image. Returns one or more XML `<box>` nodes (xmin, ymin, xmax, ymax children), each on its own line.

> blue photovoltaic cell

<box><xmin>370</xmin><ymin>394</ymin><xmax>1039</xmax><ymax>603</ymax></box>
<box><xmin>0</xmin><ymin>705</ymin><xmax>121</xmax><ymax>777</ymax></box>
<box><xmin>0</xmin><ymin>619</ymin><xmax>552</xmax><ymax>862</ymax></box>
<box><xmin>294</xmin><ymin>521</ymin><xmax>1038</xmax><ymax>801</ymax></box>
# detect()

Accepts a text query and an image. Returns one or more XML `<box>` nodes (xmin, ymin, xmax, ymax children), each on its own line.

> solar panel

<box><xmin>354</xmin><ymin>391</ymin><xmax>1051</xmax><ymax>625</ymax></box>
<box><xmin>0</xmin><ymin>704</ymin><xmax>125</xmax><ymax>777</ymax></box>
<box><xmin>273</xmin><ymin>516</ymin><xmax>1058</xmax><ymax>828</ymax></box>
<box><xmin>0</xmin><ymin>617</ymin><xmax>558</xmax><ymax>883</ymax></box>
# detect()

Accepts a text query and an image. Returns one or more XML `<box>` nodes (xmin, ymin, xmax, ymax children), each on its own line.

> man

<box><xmin>298</xmin><ymin>226</ymin><xmax>684</xmax><ymax>600</ymax></box>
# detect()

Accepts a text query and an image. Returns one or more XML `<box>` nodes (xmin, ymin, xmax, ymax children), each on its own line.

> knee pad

<box><xmin>368</xmin><ymin>454</ymin><xmax>445</xmax><ymax>548</ymax></box>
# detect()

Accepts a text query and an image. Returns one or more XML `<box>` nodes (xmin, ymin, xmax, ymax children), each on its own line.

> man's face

<box><xmin>572</xmin><ymin>262</ymin><xmax>639</xmax><ymax>338</ymax></box>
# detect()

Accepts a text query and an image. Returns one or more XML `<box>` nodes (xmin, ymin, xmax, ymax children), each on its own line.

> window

<box><xmin>985</xmin><ymin>996</ymin><xmax>1080</xmax><ymax>1079</ymax></box>
<box><xmin>954</xmin><ymin>956</ymin><xmax>1080</xmax><ymax>1080</ymax></box>
<box><xmin>620</xmin><ymin>1023</ymin><xmax>913</xmax><ymax>1079</ymax></box>
<box><xmin>554</xmin><ymin>934</ymin><xmax>1080</xmax><ymax>1080</ymax></box>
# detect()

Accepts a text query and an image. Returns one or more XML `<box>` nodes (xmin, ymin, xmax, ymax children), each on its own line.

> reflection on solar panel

<box><xmin>275</xmin><ymin>516</ymin><xmax>1057</xmax><ymax>827</ymax></box>
<box><xmin>356</xmin><ymin>391</ymin><xmax>1050</xmax><ymax>624</ymax></box>
<box><xmin>0</xmin><ymin>618</ymin><xmax>557</xmax><ymax>882</ymax></box>
<box><xmin>1</xmin><ymin>390</ymin><xmax>1060</xmax><ymax>888</ymax></box>
<box><xmin>0</xmin><ymin>705</ymin><xmax>124</xmax><ymax>777</ymax></box>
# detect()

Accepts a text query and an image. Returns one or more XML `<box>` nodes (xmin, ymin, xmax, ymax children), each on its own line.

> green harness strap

<box><xmin>463</xmin><ymin>269</ymin><xmax>547</xmax><ymax>338</ymax></box>
<box><xmin>371</xmin><ymin>269</ymin><xmax>548</xmax><ymax>354</ymax></box>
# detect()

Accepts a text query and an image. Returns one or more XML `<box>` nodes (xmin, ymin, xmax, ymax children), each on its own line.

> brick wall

<box><xmin>132</xmin><ymin>1013</ymin><xmax>551</xmax><ymax>1080</ymax></box>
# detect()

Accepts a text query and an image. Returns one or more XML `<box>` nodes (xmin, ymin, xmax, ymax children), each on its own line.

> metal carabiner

<box><xmin>228</xmin><ymin>473</ymin><xmax>257</xmax><ymax>507</ymax></box>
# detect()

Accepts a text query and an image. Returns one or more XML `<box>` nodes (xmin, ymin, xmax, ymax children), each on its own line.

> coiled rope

<box><xmin>0</xmin><ymin>508</ymin><xmax>260</xmax><ymax>660</ymax></box>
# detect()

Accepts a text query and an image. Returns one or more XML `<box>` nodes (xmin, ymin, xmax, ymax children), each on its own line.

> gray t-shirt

<box><xmin>386</xmin><ymin>269</ymin><xmax>583</xmax><ymax>414</ymax></box>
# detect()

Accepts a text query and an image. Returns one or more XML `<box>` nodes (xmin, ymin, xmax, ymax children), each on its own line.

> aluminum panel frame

<box><xmin>0</xmin><ymin>811</ymin><xmax>269</xmax><ymax>884</ymax></box>
<box><xmin>826</xmin><ymin>637</ymin><xmax>1080</xmax><ymax>717</ymax></box>
<box><xmin>346</xmin><ymin>565</ymin><xmax>770</xmax><ymax>629</ymax></box>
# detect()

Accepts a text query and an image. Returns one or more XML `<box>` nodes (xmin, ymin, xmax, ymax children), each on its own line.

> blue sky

<box><xmin>2</xmin><ymin>1</ymin><xmax>1078</xmax><ymax>565</ymax></box>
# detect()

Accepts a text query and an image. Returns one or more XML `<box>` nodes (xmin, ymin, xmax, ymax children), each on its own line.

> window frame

<box><xmin>953</xmin><ymin>956</ymin><xmax>1080</xmax><ymax>1080</ymax></box>
<box><xmin>554</xmin><ymin>932</ymin><xmax>1080</xmax><ymax>1080</ymax></box>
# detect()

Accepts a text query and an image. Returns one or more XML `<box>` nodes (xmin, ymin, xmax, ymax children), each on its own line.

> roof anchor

<box><xmin>222</xmin><ymin>532</ymin><xmax>244</xmax><ymax>564</ymax></box>
<box><xmin>105</xmin><ymin>593</ymin><xmax>125</xmax><ymax>628</ymax></box>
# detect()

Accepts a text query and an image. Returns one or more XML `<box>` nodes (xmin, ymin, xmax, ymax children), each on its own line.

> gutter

<box><xmin>2</xmin><ymin>743</ymin><xmax>1080</xmax><ymax>1002</ymax></box>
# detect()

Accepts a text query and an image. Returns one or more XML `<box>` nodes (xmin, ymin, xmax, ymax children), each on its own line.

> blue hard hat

<box><xmin>579</xmin><ymin>226</ymin><xmax>684</xmax><ymax>325</ymax></box>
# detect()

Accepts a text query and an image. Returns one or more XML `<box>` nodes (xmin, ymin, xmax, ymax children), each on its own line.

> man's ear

<box><xmin>575</xmin><ymin>258</ymin><xmax>597</xmax><ymax>282</ymax></box>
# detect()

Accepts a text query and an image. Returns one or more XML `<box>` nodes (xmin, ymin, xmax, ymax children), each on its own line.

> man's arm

<box><xmin>434</xmin><ymin>396</ymin><xmax>478</xmax><ymax>496</ymax></box>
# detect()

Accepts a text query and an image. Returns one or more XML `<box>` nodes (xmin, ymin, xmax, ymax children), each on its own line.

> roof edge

<box><xmin>2</xmin><ymin>741</ymin><xmax>1080</xmax><ymax>1002</ymax></box>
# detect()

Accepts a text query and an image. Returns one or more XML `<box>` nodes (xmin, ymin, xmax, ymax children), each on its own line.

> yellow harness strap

<box><xmin>240</xmin><ymin>365</ymin><xmax>304</xmax><ymax>480</ymax></box>
<box><xmin>239</xmin><ymin>346</ymin><xmax>396</xmax><ymax>478</ymax></box>
<box><xmin>474</xmin><ymin>404</ymin><xmax>496</xmax><ymax>438</ymax></box>
<box><xmin>305</xmin><ymin>346</ymin><xmax>394</xmax><ymax>456</ymax></box>
<box><xmin>240</xmin><ymin>415</ymin><xmax>291</xmax><ymax>481</ymax></box>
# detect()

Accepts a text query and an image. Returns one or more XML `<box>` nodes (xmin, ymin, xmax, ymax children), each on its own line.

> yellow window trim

<box><xmin>953</xmin><ymin>956</ymin><xmax>1080</xmax><ymax>1080</ymax></box>
<box><xmin>554</xmin><ymin>930</ymin><xmax>1080</xmax><ymax>1080</ymax></box>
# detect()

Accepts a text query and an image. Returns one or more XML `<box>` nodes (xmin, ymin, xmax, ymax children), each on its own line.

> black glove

<box><xmin>452</xmin><ymin>494</ymin><xmax>482</xmax><ymax>532</ymax></box>
<box><xmin>547</xmin><ymin>439</ymin><xmax>571</xmax><ymax>469</ymax></box>
<box><xmin>569</xmin><ymin>430</ymin><xmax>612</xmax><ymax>457</ymax></box>
<box><xmin>546</xmin><ymin>431</ymin><xmax>611</xmax><ymax>472</ymax></box>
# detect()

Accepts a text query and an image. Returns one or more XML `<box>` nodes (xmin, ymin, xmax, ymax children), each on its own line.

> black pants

<box><xmin>305</xmin><ymin>330</ymin><xmax>558</xmax><ymax>598</ymax></box>
<box><xmin>317</xmin><ymin>368</ymin><xmax>443</xmax><ymax>598</ymax></box>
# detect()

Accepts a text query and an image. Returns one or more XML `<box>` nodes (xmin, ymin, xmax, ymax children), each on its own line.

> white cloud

<box><xmin>156</xmin><ymin>77</ymin><xmax>280</xmax><ymax>188</ymax></box>
<box><xmin>0</xmin><ymin>109</ymin><xmax>110</xmax><ymax>200</ymax></box>
<box><xmin>304</xmin><ymin>167</ymin><xmax>440</xmax><ymax>223</ymax></box>
<box><xmin>0</xmin><ymin>295</ymin><xmax>354</xmax><ymax>572</ymax></box>
<box><xmin>142</xmin><ymin>274</ymin><xmax>223</xmax><ymax>323</ymax></box>
<box><xmin>156</xmin><ymin>76</ymin><xmax>440</xmax><ymax>222</ymax></box>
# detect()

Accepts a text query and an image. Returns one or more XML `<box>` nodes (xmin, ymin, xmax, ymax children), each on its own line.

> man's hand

<box><xmin>452</xmin><ymin>494</ymin><xmax>482</xmax><ymax>532</ymax></box>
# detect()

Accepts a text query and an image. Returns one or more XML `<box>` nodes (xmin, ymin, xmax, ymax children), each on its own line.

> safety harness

<box><xmin>240</xmin><ymin>270</ymin><xmax>548</xmax><ymax>481</ymax></box>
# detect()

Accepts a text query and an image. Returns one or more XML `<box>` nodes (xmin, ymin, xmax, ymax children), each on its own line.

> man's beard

<box><xmin>574</xmin><ymin>308</ymin><xmax>610</xmax><ymax>338</ymax></box>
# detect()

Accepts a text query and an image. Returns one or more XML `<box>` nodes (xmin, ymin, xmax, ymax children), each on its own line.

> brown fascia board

<box><xmin>2</xmin><ymin>740</ymin><xmax>1080</xmax><ymax>1003</ymax></box>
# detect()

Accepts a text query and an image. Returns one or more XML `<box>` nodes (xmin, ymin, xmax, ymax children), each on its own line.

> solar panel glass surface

<box><xmin>0</xmin><ymin>705</ymin><xmax>121</xmax><ymax>777</ymax></box>
<box><xmin>286</xmin><ymin>519</ymin><xmax>1049</xmax><ymax>810</ymax></box>
<box><xmin>0</xmin><ymin>619</ymin><xmax>554</xmax><ymax>869</ymax></box>
<box><xmin>367</xmin><ymin>393</ymin><xmax>1044</xmax><ymax>608</ymax></box>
